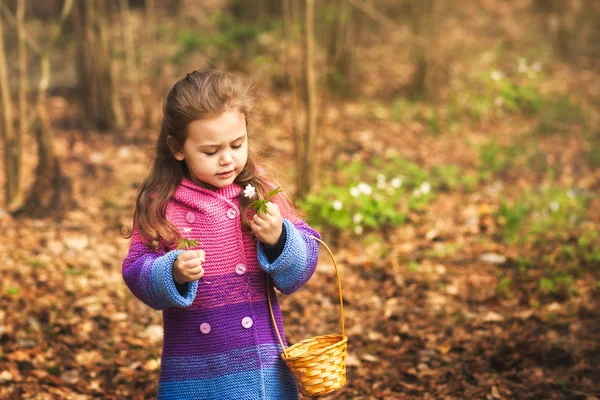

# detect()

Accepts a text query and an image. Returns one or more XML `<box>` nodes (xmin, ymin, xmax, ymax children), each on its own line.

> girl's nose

<box><xmin>220</xmin><ymin>151</ymin><xmax>233</xmax><ymax>165</ymax></box>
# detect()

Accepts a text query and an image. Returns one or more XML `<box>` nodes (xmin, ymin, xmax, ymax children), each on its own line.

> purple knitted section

<box><xmin>162</xmin><ymin>296</ymin><xmax>286</xmax><ymax>357</ymax></box>
<box><xmin>121</xmin><ymin>177</ymin><xmax>318</xmax><ymax>399</ymax></box>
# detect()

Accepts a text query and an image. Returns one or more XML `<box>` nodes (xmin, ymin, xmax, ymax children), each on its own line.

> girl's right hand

<box><xmin>173</xmin><ymin>250</ymin><xmax>205</xmax><ymax>284</ymax></box>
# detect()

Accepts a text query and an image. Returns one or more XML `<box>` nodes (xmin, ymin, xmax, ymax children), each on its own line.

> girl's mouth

<box><xmin>217</xmin><ymin>170</ymin><xmax>235</xmax><ymax>178</ymax></box>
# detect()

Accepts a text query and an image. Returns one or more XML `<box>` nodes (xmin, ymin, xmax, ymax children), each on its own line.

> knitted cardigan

<box><xmin>122</xmin><ymin>177</ymin><xmax>320</xmax><ymax>400</ymax></box>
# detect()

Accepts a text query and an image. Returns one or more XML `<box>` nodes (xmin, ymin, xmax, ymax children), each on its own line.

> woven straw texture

<box><xmin>268</xmin><ymin>237</ymin><xmax>348</xmax><ymax>397</ymax></box>
<box><xmin>283</xmin><ymin>334</ymin><xmax>348</xmax><ymax>396</ymax></box>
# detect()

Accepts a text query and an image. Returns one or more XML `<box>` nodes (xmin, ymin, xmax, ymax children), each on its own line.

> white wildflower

<box><xmin>413</xmin><ymin>188</ymin><xmax>422</xmax><ymax>197</ymax></box>
<box><xmin>518</xmin><ymin>58</ymin><xmax>528</xmax><ymax>73</ymax></box>
<box><xmin>332</xmin><ymin>200</ymin><xmax>343</xmax><ymax>211</ymax></box>
<box><xmin>390</xmin><ymin>177</ymin><xmax>403</xmax><ymax>189</ymax></box>
<box><xmin>244</xmin><ymin>184</ymin><xmax>256</xmax><ymax>198</ymax></box>
<box><xmin>354</xmin><ymin>225</ymin><xmax>363</xmax><ymax>235</ymax></box>
<box><xmin>350</xmin><ymin>187</ymin><xmax>360</xmax><ymax>198</ymax></box>
<box><xmin>376</xmin><ymin>174</ymin><xmax>387</xmax><ymax>189</ymax></box>
<box><xmin>353</xmin><ymin>213</ymin><xmax>363</xmax><ymax>224</ymax></box>
<box><xmin>494</xmin><ymin>96</ymin><xmax>504</xmax><ymax>108</ymax></box>
<box><xmin>183</xmin><ymin>227</ymin><xmax>192</xmax><ymax>233</ymax></box>
<box><xmin>491</xmin><ymin>70</ymin><xmax>503</xmax><ymax>81</ymax></box>
<box><xmin>549</xmin><ymin>201</ymin><xmax>559</xmax><ymax>212</ymax></box>
<box><xmin>420</xmin><ymin>181</ymin><xmax>431</xmax><ymax>194</ymax></box>
<box><xmin>532</xmin><ymin>62</ymin><xmax>542</xmax><ymax>72</ymax></box>
<box><xmin>357</xmin><ymin>182</ymin><xmax>373</xmax><ymax>196</ymax></box>
<box><xmin>567</xmin><ymin>189</ymin><xmax>575</xmax><ymax>199</ymax></box>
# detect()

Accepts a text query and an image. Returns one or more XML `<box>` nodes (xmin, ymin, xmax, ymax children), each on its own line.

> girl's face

<box><xmin>172</xmin><ymin>110</ymin><xmax>249</xmax><ymax>189</ymax></box>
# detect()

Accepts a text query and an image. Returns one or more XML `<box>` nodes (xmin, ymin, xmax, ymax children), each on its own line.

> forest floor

<box><xmin>0</xmin><ymin>86</ymin><xmax>599</xmax><ymax>399</ymax></box>
<box><xmin>1</xmin><ymin>2</ymin><xmax>600</xmax><ymax>399</ymax></box>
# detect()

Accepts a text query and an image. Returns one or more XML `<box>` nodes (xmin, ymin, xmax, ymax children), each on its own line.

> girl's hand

<box><xmin>173</xmin><ymin>250</ymin><xmax>205</xmax><ymax>284</ymax></box>
<box><xmin>251</xmin><ymin>201</ymin><xmax>283</xmax><ymax>246</ymax></box>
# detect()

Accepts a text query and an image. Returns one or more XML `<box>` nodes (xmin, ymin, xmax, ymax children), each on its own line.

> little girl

<box><xmin>122</xmin><ymin>69</ymin><xmax>320</xmax><ymax>399</ymax></box>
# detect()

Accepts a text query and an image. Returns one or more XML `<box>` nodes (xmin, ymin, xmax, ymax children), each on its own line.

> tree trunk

<box><xmin>0</xmin><ymin>0</ymin><xmax>19</xmax><ymax>206</ymax></box>
<box><xmin>16</xmin><ymin>0</ymin><xmax>26</xmax><ymax>204</ymax></box>
<box><xmin>282</xmin><ymin>0</ymin><xmax>303</xmax><ymax>190</ymax></box>
<box><xmin>296</xmin><ymin>0</ymin><xmax>317</xmax><ymax>198</ymax></box>
<box><xmin>74</xmin><ymin>0</ymin><xmax>123</xmax><ymax>131</ymax></box>
<box><xmin>19</xmin><ymin>91</ymin><xmax>74</xmax><ymax>218</ymax></box>
<box><xmin>409</xmin><ymin>0</ymin><xmax>437</xmax><ymax>99</ymax></box>
<box><xmin>17</xmin><ymin>0</ymin><xmax>74</xmax><ymax>218</ymax></box>
<box><xmin>119</xmin><ymin>0</ymin><xmax>144</xmax><ymax>119</ymax></box>
<box><xmin>145</xmin><ymin>0</ymin><xmax>156</xmax><ymax>74</ymax></box>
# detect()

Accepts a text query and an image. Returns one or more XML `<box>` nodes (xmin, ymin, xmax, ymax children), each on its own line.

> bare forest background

<box><xmin>0</xmin><ymin>0</ymin><xmax>599</xmax><ymax>399</ymax></box>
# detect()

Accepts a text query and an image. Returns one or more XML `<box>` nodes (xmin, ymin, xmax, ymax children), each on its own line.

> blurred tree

<box><xmin>296</xmin><ymin>0</ymin><xmax>317</xmax><ymax>197</ymax></box>
<box><xmin>16</xmin><ymin>0</ymin><xmax>25</xmax><ymax>203</ymax></box>
<box><xmin>228</xmin><ymin>0</ymin><xmax>282</xmax><ymax>23</ymax></box>
<box><xmin>0</xmin><ymin>0</ymin><xmax>19</xmax><ymax>206</ymax></box>
<box><xmin>408</xmin><ymin>0</ymin><xmax>438</xmax><ymax>99</ymax></box>
<box><xmin>322</xmin><ymin>0</ymin><xmax>353</xmax><ymax>94</ymax></box>
<box><xmin>73</xmin><ymin>0</ymin><xmax>124</xmax><ymax>131</ymax></box>
<box><xmin>119</xmin><ymin>0</ymin><xmax>144</xmax><ymax>119</ymax></box>
<box><xmin>534</xmin><ymin>0</ymin><xmax>600</xmax><ymax>67</ymax></box>
<box><xmin>15</xmin><ymin>0</ymin><xmax>74</xmax><ymax>217</ymax></box>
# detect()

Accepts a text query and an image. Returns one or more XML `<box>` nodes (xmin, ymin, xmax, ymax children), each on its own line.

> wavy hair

<box><xmin>125</xmin><ymin>69</ymin><xmax>286</xmax><ymax>250</ymax></box>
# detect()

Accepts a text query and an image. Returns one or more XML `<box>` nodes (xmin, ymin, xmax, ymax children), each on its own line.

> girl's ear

<box><xmin>167</xmin><ymin>135</ymin><xmax>185</xmax><ymax>161</ymax></box>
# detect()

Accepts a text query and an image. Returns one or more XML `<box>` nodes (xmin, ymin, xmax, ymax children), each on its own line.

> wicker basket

<box><xmin>267</xmin><ymin>236</ymin><xmax>348</xmax><ymax>397</ymax></box>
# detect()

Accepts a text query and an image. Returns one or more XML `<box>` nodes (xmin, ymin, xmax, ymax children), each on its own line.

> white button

<box><xmin>235</xmin><ymin>263</ymin><xmax>246</xmax><ymax>275</ymax></box>
<box><xmin>186</xmin><ymin>212</ymin><xmax>196</xmax><ymax>224</ymax></box>
<box><xmin>227</xmin><ymin>208</ymin><xmax>237</xmax><ymax>219</ymax></box>
<box><xmin>199</xmin><ymin>323</ymin><xmax>211</xmax><ymax>334</ymax></box>
<box><xmin>241</xmin><ymin>317</ymin><xmax>253</xmax><ymax>329</ymax></box>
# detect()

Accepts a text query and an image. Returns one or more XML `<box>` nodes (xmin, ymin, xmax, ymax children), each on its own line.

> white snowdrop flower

<box><xmin>354</xmin><ymin>225</ymin><xmax>363</xmax><ymax>235</ymax></box>
<box><xmin>357</xmin><ymin>182</ymin><xmax>373</xmax><ymax>195</ymax></box>
<box><xmin>353</xmin><ymin>213</ymin><xmax>363</xmax><ymax>224</ymax></box>
<box><xmin>532</xmin><ymin>62</ymin><xmax>542</xmax><ymax>72</ymax></box>
<box><xmin>350</xmin><ymin>187</ymin><xmax>360</xmax><ymax>197</ymax></box>
<box><xmin>420</xmin><ymin>181</ymin><xmax>431</xmax><ymax>194</ymax></box>
<box><xmin>567</xmin><ymin>189</ymin><xmax>575</xmax><ymax>199</ymax></box>
<box><xmin>332</xmin><ymin>200</ymin><xmax>343</xmax><ymax>211</ymax></box>
<box><xmin>183</xmin><ymin>227</ymin><xmax>192</xmax><ymax>233</ymax></box>
<box><xmin>390</xmin><ymin>177</ymin><xmax>403</xmax><ymax>189</ymax></box>
<box><xmin>549</xmin><ymin>201</ymin><xmax>559</xmax><ymax>212</ymax></box>
<box><xmin>518</xmin><ymin>58</ymin><xmax>528</xmax><ymax>73</ymax></box>
<box><xmin>491</xmin><ymin>70</ymin><xmax>503</xmax><ymax>81</ymax></box>
<box><xmin>244</xmin><ymin>184</ymin><xmax>256</xmax><ymax>198</ymax></box>
<box><xmin>377</xmin><ymin>174</ymin><xmax>386</xmax><ymax>183</ymax></box>
<box><xmin>494</xmin><ymin>96</ymin><xmax>504</xmax><ymax>108</ymax></box>
<box><xmin>413</xmin><ymin>188</ymin><xmax>422</xmax><ymax>197</ymax></box>
<box><xmin>377</xmin><ymin>180</ymin><xmax>387</xmax><ymax>190</ymax></box>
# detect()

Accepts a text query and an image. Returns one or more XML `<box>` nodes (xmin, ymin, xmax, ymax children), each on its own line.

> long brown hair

<box><xmin>126</xmin><ymin>69</ymin><xmax>282</xmax><ymax>250</ymax></box>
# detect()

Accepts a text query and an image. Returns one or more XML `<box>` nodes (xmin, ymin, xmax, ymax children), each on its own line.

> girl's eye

<box><xmin>232</xmin><ymin>144</ymin><xmax>243</xmax><ymax>149</ymax></box>
<box><xmin>204</xmin><ymin>150</ymin><xmax>218</xmax><ymax>156</ymax></box>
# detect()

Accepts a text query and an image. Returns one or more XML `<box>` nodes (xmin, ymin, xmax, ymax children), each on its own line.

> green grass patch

<box><xmin>495</xmin><ymin>186</ymin><xmax>592</xmax><ymax>245</ymax></box>
<box><xmin>535</xmin><ymin>95</ymin><xmax>587</xmax><ymax>136</ymax></box>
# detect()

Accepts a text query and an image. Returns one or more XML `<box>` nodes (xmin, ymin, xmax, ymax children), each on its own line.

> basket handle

<box><xmin>267</xmin><ymin>236</ymin><xmax>345</xmax><ymax>358</ymax></box>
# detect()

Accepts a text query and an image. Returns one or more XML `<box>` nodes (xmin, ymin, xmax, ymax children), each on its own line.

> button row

<box><xmin>184</xmin><ymin>208</ymin><xmax>238</xmax><ymax>225</ymax></box>
<box><xmin>199</xmin><ymin>317</ymin><xmax>253</xmax><ymax>334</ymax></box>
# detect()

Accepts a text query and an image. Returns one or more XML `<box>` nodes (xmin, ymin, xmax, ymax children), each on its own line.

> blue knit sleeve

<box><xmin>257</xmin><ymin>218</ymin><xmax>320</xmax><ymax>295</ymax></box>
<box><xmin>122</xmin><ymin>230</ymin><xmax>198</xmax><ymax>310</ymax></box>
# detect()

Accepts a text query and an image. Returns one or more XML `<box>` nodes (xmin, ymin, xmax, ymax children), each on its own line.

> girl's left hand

<box><xmin>250</xmin><ymin>201</ymin><xmax>283</xmax><ymax>246</ymax></box>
